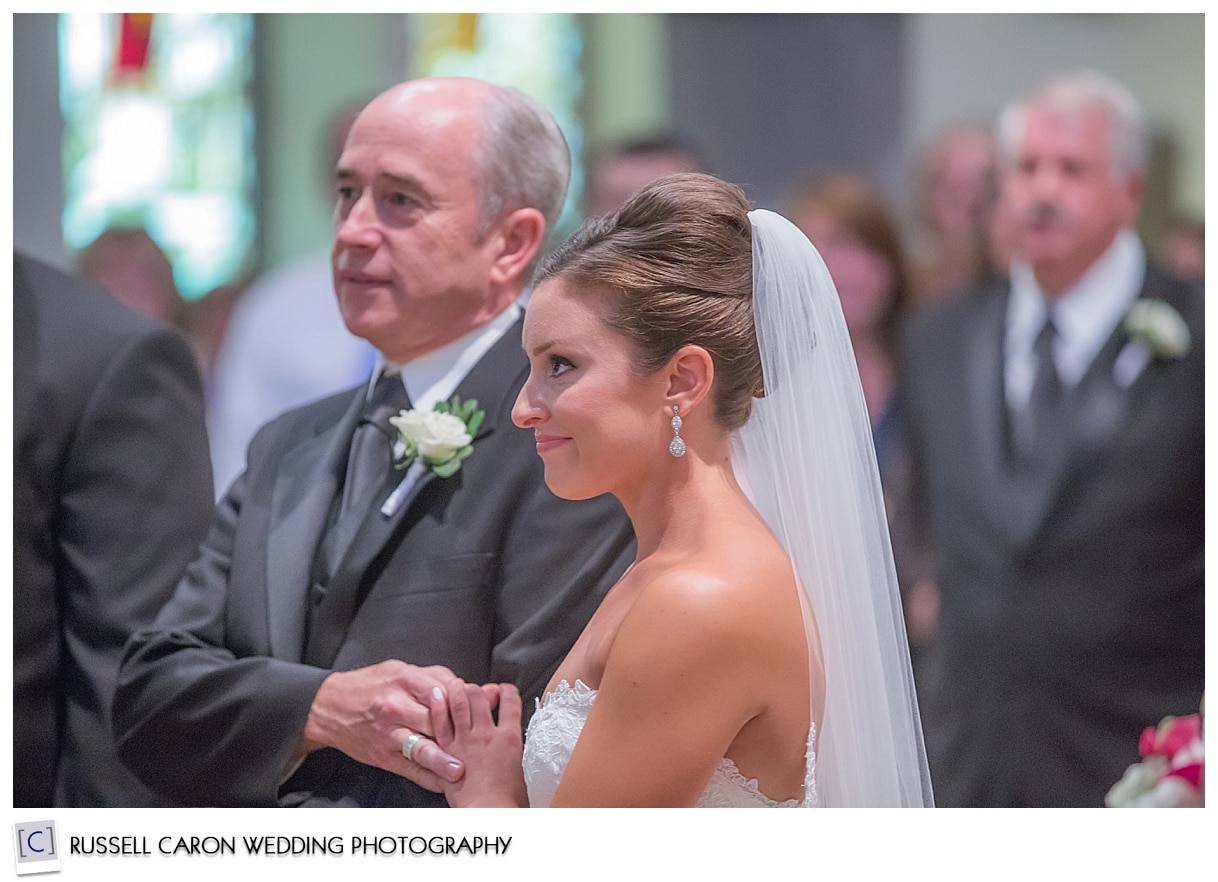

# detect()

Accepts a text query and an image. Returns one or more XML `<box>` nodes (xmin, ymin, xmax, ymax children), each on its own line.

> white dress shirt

<box><xmin>371</xmin><ymin>299</ymin><xmax>524</xmax><ymax>519</ymax></box>
<box><xmin>1004</xmin><ymin>228</ymin><xmax>1146</xmax><ymax>412</ymax></box>
<box><xmin>370</xmin><ymin>300</ymin><xmax>523</xmax><ymax>410</ymax></box>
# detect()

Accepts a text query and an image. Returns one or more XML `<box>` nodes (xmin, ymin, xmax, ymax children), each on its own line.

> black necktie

<box><xmin>1013</xmin><ymin>317</ymin><xmax>1061</xmax><ymax>460</ymax></box>
<box><xmin>339</xmin><ymin>372</ymin><xmax>412</xmax><ymax>521</ymax></box>
<box><xmin>304</xmin><ymin>373</ymin><xmax>410</xmax><ymax>667</ymax></box>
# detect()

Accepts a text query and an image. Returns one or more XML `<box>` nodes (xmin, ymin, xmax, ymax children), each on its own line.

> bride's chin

<box><xmin>542</xmin><ymin>468</ymin><xmax>602</xmax><ymax>503</ymax></box>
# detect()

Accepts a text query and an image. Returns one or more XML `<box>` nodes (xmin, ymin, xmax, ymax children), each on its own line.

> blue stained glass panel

<box><xmin>59</xmin><ymin>13</ymin><xmax>256</xmax><ymax>299</ymax></box>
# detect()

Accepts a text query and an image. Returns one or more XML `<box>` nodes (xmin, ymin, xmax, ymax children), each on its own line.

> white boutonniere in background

<box><xmin>1124</xmin><ymin>299</ymin><xmax>1191</xmax><ymax>359</ymax></box>
<box><xmin>1113</xmin><ymin>299</ymin><xmax>1192</xmax><ymax>388</ymax></box>
<box><xmin>389</xmin><ymin>396</ymin><xmax>484</xmax><ymax>479</ymax></box>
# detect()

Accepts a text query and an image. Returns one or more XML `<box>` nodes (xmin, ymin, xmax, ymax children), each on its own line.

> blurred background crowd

<box><xmin>14</xmin><ymin>14</ymin><xmax>1203</xmax><ymax>488</ymax></box>
<box><xmin>11</xmin><ymin>13</ymin><xmax>1205</xmax><ymax>810</ymax></box>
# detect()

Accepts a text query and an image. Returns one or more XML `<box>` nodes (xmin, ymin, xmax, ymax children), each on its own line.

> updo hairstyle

<box><xmin>535</xmin><ymin>173</ymin><xmax>762</xmax><ymax>431</ymax></box>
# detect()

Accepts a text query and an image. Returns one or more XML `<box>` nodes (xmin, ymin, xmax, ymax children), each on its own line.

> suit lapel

<box><xmin>1002</xmin><ymin>396</ymin><xmax>1075</xmax><ymax>549</ymax></box>
<box><xmin>1061</xmin><ymin>324</ymin><xmax>1133</xmax><ymax>473</ymax></box>
<box><xmin>266</xmin><ymin>389</ymin><xmax>364</xmax><ymax>662</ymax></box>
<box><xmin>1055</xmin><ymin>266</ymin><xmax>1178</xmax><ymax>487</ymax></box>
<box><xmin>994</xmin><ymin>267</ymin><xmax>1172</xmax><ymax>547</ymax></box>
<box><xmin>961</xmin><ymin>283</ymin><xmax>1071</xmax><ymax>548</ymax></box>
<box><xmin>323</xmin><ymin>463</ymin><xmax>440</xmax><ymax>609</ymax></box>
<box><xmin>323</xmin><ymin>318</ymin><xmax>528</xmax><ymax>637</ymax></box>
<box><xmin>960</xmin><ymin>289</ymin><xmax>1028</xmax><ymax>537</ymax></box>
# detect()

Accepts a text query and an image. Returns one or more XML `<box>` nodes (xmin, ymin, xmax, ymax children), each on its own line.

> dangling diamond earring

<box><xmin>668</xmin><ymin>406</ymin><xmax>686</xmax><ymax>458</ymax></box>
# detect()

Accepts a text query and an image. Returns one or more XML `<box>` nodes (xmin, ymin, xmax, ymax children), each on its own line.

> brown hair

<box><xmin>536</xmin><ymin>172</ymin><xmax>761</xmax><ymax>431</ymax></box>
<box><xmin>788</xmin><ymin>172</ymin><xmax>910</xmax><ymax>360</ymax></box>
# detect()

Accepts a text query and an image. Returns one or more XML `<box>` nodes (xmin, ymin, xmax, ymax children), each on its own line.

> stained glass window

<box><xmin>59</xmin><ymin>13</ymin><xmax>256</xmax><ymax>299</ymax></box>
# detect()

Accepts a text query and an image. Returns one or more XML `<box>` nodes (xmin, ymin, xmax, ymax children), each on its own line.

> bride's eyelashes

<box><xmin>547</xmin><ymin>354</ymin><xmax>576</xmax><ymax>378</ymax></box>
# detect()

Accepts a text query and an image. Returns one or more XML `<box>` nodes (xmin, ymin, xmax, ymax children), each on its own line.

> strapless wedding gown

<box><xmin>522</xmin><ymin>680</ymin><xmax>818</xmax><ymax>807</ymax></box>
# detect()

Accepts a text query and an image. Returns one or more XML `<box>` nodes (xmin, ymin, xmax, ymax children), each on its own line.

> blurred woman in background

<box><xmin>789</xmin><ymin>173</ymin><xmax>937</xmax><ymax>657</ymax></box>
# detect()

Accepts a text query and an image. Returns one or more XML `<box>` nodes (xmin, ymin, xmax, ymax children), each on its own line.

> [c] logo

<box><xmin>12</xmin><ymin>820</ymin><xmax>61</xmax><ymax>875</ymax></box>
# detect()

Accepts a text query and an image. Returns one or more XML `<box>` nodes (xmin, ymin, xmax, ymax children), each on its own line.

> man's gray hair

<box><xmin>473</xmin><ymin>84</ymin><xmax>571</xmax><ymax>273</ymax></box>
<box><xmin>997</xmin><ymin>69</ymin><xmax>1149</xmax><ymax>183</ymax></box>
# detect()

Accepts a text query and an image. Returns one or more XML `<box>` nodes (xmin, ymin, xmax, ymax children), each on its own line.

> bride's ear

<box><xmin>664</xmin><ymin>345</ymin><xmax>715</xmax><ymax>415</ymax></box>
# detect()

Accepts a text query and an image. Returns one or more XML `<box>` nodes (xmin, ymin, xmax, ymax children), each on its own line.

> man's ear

<box><xmin>1119</xmin><ymin>171</ymin><xmax>1146</xmax><ymax>226</ymax></box>
<box><xmin>665</xmin><ymin>345</ymin><xmax>715</xmax><ymax>416</ymax></box>
<box><xmin>489</xmin><ymin>207</ymin><xmax>546</xmax><ymax>285</ymax></box>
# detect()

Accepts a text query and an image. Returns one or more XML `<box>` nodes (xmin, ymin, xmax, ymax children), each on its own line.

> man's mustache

<box><xmin>1019</xmin><ymin>201</ymin><xmax>1074</xmax><ymax>229</ymax></box>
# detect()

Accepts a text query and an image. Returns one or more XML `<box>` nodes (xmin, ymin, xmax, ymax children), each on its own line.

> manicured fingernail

<box><xmin>432</xmin><ymin>686</ymin><xmax>444</xmax><ymax>701</ymax></box>
<box><xmin>445</xmin><ymin>761</ymin><xmax>463</xmax><ymax>780</ymax></box>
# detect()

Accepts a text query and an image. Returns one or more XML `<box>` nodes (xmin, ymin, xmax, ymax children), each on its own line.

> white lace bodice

<box><xmin>522</xmin><ymin>680</ymin><xmax>817</xmax><ymax>807</ymax></box>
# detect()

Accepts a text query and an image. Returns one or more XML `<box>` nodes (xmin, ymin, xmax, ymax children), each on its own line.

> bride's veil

<box><xmin>731</xmin><ymin>209</ymin><xmax>934</xmax><ymax>807</ymax></box>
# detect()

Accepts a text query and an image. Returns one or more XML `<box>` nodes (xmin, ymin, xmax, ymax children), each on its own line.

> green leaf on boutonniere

<box><xmin>431</xmin><ymin>445</ymin><xmax>474</xmax><ymax>478</ymax></box>
<box><xmin>442</xmin><ymin>396</ymin><xmax>484</xmax><ymax>437</ymax></box>
<box><xmin>388</xmin><ymin>395</ymin><xmax>485</xmax><ymax>479</ymax></box>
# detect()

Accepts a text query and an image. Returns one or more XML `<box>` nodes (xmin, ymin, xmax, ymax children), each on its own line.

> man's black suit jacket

<box><xmin>114</xmin><ymin>317</ymin><xmax>636</xmax><ymax>806</ymax></box>
<box><xmin>903</xmin><ymin>265</ymin><xmax>1203</xmax><ymax>806</ymax></box>
<box><xmin>13</xmin><ymin>253</ymin><xmax>214</xmax><ymax>806</ymax></box>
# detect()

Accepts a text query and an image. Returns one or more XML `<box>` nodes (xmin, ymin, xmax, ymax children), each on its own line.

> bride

<box><xmin>428</xmin><ymin>173</ymin><xmax>932</xmax><ymax>807</ymax></box>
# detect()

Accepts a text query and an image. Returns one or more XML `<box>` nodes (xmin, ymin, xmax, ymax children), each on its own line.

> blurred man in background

<box><xmin>903</xmin><ymin>70</ymin><xmax>1203</xmax><ymax>806</ymax></box>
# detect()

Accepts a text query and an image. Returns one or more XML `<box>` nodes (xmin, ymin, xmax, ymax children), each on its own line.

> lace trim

<box><xmin>805</xmin><ymin>722</ymin><xmax>818</xmax><ymax>807</ymax></box>
<box><xmin>536</xmin><ymin>679</ymin><xmax>818</xmax><ymax>807</ymax></box>
<box><xmin>537</xmin><ymin>678</ymin><xmax>596</xmax><ymax>710</ymax></box>
<box><xmin>707</xmin><ymin>722</ymin><xmax>816</xmax><ymax>807</ymax></box>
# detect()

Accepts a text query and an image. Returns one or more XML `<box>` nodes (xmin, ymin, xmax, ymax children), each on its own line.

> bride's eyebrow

<box><xmin>528</xmin><ymin>339</ymin><xmax>562</xmax><ymax>357</ymax></box>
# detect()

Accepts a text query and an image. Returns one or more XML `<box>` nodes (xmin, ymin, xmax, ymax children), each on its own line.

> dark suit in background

<box><xmin>904</xmin><ymin>269</ymin><xmax>1203</xmax><ymax>806</ymax></box>
<box><xmin>13</xmin><ymin>252</ymin><xmax>214</xmax><ymax>806</ymax></box>
<box><xmin>902</xmin><ymin>70</ymin><xmax>1203</xmax><ymax>806</ymax></box>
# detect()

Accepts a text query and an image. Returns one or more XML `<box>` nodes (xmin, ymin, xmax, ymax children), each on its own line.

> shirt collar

<box><xmin>1007</xmin><ymin>228</ymin><xmax>1145</xmax><ymax>384</ymax></box>
<box><xmin>368</xmin><ymin>300</ymin><xmax>522</xmax><ymax>412</ymax></box>
<box><xmin>1050</xmin><ymin>228</ymin><xmax>1144</xmax><ymax>355</ymax></box>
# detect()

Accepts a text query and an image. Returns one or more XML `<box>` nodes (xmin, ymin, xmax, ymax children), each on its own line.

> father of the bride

<box><xmin>114</xmin><ymin>77</ymin><xmax>635</xmax><ymax>807</ymax></box>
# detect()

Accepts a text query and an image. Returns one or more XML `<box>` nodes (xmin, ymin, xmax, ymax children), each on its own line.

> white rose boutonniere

<box><xmin>389</xmin><ymin>396</ymin><xmax>485</xmax><ymax>479</ymax></box>
<box><xmin>1123</xmin><ymin>299</ymin><xmax>1191</xmax><ymax>360</ymax></box>
<box><xmin>1113</xmin><ymin>299</ymin><xmax>1192</xmax><ymax>388</ymax></box>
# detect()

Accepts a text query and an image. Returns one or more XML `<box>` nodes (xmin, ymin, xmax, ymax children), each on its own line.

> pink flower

<box><xmin>1139</xmin><ymin>713</ymin><xmax>1202</xmax><ymax>760</ymax></box>
<box><xmin>1167</xmin><ymin>761</ymin><xmax>1202</xmax><ymax>790</ymax></box>
<box><xmin>1107</xmin><ymin>705</ymin><xmax>1205</xmax><ymax>808</ymax></box>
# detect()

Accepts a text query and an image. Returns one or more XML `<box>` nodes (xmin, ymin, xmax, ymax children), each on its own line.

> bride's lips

<box><xmin>533</xmin><ymin>434</ymin><xmax>570</xmax><ymax>454</ymax></box>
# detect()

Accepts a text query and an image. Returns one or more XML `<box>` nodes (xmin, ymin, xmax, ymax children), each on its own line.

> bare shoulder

<box><xmin>610</xmin><ymin>521</ymin><xmax>800</xmax><ymax>683</ymax></box>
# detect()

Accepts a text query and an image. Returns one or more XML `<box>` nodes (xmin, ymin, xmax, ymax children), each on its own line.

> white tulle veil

<box><xmin>731</xmin><ymin>209</ymin><xmax>933</xmax><ymax>807</ymax></box>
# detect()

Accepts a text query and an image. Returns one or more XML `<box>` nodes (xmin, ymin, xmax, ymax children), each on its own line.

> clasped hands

<box><xmin>302</xmin><ymin>660</ymin><xmax>523</xmax><ymax>804</ymax></box>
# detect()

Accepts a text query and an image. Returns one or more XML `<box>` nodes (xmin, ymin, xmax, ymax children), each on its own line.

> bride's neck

<box><xmin>620</xmin><ymin>447</ymin><xmax>745</xmax><ymax>560</ymax></box>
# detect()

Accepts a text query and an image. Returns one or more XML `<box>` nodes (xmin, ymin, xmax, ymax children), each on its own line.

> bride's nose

<box><xmin>512</xmin><ymin>377</ymin><xmax>546</xmax><ymax>429</ymax></box>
